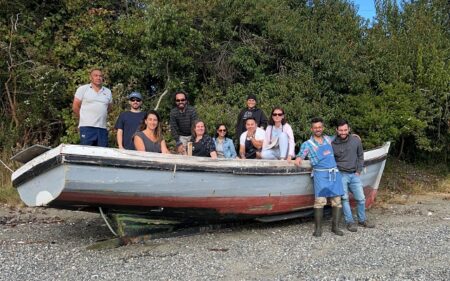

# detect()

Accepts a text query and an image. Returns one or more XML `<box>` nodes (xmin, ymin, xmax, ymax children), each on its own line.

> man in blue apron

<box><xmin>295</xmin><ymin>117</ymin><xmax>345</xmax><ymax>237</ymax></box>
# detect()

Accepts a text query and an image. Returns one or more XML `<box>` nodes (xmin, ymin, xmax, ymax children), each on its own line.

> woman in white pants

<box><xmin>261</xmin><ymin>107</ymin><xmax>295</xmax><ymax>161</ymax></box>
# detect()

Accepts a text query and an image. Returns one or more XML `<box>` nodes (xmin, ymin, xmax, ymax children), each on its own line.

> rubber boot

<box><xmin>312</xmin><ymin>208</ymin><xmax>323</xmax><ymax>237</ymax></box>
<box><xmin>331</xmin><ymin>207</ymin><xmax>344</xmax><ymax>236</ymax></box>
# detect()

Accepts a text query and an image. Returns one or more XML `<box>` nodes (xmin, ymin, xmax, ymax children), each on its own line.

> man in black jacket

<box><xmin>235</xmin><ymin>94</ymin><xmax>268</xmax><ymax>140</ymax></box>
<box><xmin>332</xmin><ymin>119</ymin><xmax>375</xmax><ymax>232</ymax></box>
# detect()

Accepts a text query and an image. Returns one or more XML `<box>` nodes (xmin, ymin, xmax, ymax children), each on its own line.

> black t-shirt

<box><xmin>191</xmin><ymin>135</ymin><xmax>216</xmax><ymax>157</ymax></box>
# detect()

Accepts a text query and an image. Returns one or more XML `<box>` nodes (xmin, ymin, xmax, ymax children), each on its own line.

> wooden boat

<box><xmin>12</xmin><ymin>142</ymin><xmax>390</xmax><ymax>223</ymax></box>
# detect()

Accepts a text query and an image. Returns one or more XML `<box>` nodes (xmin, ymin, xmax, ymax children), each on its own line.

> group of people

<box><xmin>72</xmin><ymin>68</ymin><xmax>374</xmax><ymax>237</ymax></box>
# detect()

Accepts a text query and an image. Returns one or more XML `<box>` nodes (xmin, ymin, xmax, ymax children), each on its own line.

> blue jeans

<box><xmin>341</xmin><ymin>172</ymin><xmax>366</xmax><ymax>223</ymax></box>
<box><xmin>261</xmin><ymin>132</ymin><xmax>289</xmax><ymax>159</ymax></box>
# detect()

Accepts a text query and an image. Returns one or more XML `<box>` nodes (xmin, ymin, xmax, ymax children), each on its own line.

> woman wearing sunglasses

<box><xmin>261</xmin><ymin>107</ymin><xmax>295</xmax><ymax>161</ymax></box>
<box><xmin>213</xmin><ymin>124</ymin><xmax>237</xmax><ymax>159</ymax></box>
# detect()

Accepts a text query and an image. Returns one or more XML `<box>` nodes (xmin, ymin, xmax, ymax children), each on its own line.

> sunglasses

<box><xmin>176</xmin><ymin>99</ymin><xmax>186</xmax><ymax>103</ymax></box>
<box><xmin>272</xmin><ymin>113</ymin><xmax>284</xmax><ymax>116</ymax></box>
<box><xmin>218</xmin><ymin>129</ymin><xmax>227</xmax><ymax>132</ymax></box>
<box><xmin>130</xmin><ymin>98</ymin><xmax>141</xmax><ymax>102</ymax></box>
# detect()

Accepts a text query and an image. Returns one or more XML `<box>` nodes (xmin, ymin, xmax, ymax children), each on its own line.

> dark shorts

<box><xmin>79</xmin><ymin>126</ymin><xmax>108</xmax><ymax>147</ymax></box>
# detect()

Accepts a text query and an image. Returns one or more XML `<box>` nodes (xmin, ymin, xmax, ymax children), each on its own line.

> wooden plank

<box><xmin>11</xmin><ymin>145</ymin><xmax>51</xmax><ymax>163</ymax></box>
<box><xmin>109</xmin><ymin>213</ymin><xmax>181</xmax><ymax>237</ymax></box>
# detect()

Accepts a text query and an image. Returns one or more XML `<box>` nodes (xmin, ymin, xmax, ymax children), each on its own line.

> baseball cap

<box><xmin>128</xmin><ymin>91</ymin><xmax>142</xmax><ymax>100</ymax></box>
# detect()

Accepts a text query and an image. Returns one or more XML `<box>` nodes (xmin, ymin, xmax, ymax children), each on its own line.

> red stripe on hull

<box><xmin>349</xmin><ymin>187</ymin><xmax>378</xmax><ymax>208</ymax></box>
<box><xmin>57</xmin><ymin>192</ymin><xmax>315</xmax><ymax>215</ymax></box>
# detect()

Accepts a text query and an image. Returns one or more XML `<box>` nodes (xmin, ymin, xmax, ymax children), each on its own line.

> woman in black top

<box><xmin>191</xmin><ymin>120</ymin><xmax>217</xmax><ymax>159</ymax></box>
<box><xmin>134</xmin><ymin>110</ymin><xmax>170</xmax><ymax>153</ymax></box>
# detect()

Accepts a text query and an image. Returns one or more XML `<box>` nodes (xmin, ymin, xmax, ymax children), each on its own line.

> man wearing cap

<box><xmin>114</xmin><ymin>92</ymin><xmax>146</xmax><ymax>150</ymax></box>
<box><xmin>235</xmin><ymin>94</ymin><xmax>268</xmax><ymax>140</ymax></box>
<box><xmin>169</xmin><ymin>91</ymin><xmax>198</xmax><ymax>154</ymax></box>
<box><xmin>72</xmin><ymin>68</ymin><xmax>112</xmax><ymax>147</ymax></box>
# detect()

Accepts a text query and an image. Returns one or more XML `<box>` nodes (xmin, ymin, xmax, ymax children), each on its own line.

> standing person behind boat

<box><xmin>332</xmin><ymin>119</ymin><xmax>375</xmax><ymax>232</ymax></box>
<box><xmin>134</xmin><ymin>110</ymin><xmax>170</xmax><ymax>153</ymax></box>
<box><xmin>235</xmin><ymin>94</ymin><xmax>268</xmax><ymax>141</ymax></box>
<box><xmin>114</xmin><ymin>91</ymin><xmax>146</xmax><ymax>150</ymax></box>
<box><xmin>294</xmin><ymin>117</ymin><xmax>345</xmax><ymax>237</ymax></box>
<box><xmin>169</xmin><ymin>91</ymin><xmax>198</xmax><ymax>155</ymax></box>
<box><xmin>72</xmin><ymin>68</ymin><xmax>112</xmax><ymax>147</ymax></box>
<box><xmin>261</xmin><ymin>107</ymin><xmax>295</xmax><ymax>161</ymax></box>
<box><xmin>213</xmin><ymin>124</ymin><xmax>237</xmax><ymax>159</ymax></box>
<box><xmin>190</xmin><ymin>120</ymin><xmax>217</xmax><ymax>159</ymax></box>
<box><xmin>239</xmin><ymin>117</ymin><xmax>265</xmax><ymax>159</ymax></box>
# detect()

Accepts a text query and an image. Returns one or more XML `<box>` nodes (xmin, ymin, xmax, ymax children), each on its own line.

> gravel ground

<box><xmin>1</xmin><ymin>193</ymin><xmax>449</xmax><ymax>281</ymax></box>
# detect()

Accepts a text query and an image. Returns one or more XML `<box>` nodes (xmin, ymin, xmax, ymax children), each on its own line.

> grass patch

<box><xmin>0</xmin><ymin>150</ymin><xmax>22</xmax><ymax>205</ymax></box>
<box><xmin>379</xmin><ymin>157</ymin><xmax>450</xmax><ymax>204</ymax></box>
<box><xmin>0</xmin><ymin>185</ymin><xmax>21</xmax><ymax>205</ymax></box>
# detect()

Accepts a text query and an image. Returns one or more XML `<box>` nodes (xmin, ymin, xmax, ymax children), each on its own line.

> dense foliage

<box><xmin>1</xmin><ymin>0</ymin><xmax>449</xmax><ymax>165</ymax></box>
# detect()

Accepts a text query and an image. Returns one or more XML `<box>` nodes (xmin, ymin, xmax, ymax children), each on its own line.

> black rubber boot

<box><xmin>331</xmin><ymin>207</ymin><xmax>344</xmax><ymax>236</ymax></box>
<box><xmin>313</xmin><ymin>208</ymin><xmax>323</xmax><ymax>237</ymax></box>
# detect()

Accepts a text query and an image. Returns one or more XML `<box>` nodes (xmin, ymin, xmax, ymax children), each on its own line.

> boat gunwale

<box><xmin>12</xmin><ymin>154</ymin><xmax>388</xmax><ymax>189</ymax></box>
<box><xmin>12</xmin><ymin>143</ymin><xmax>390</xmax><ymax>188</ymax></box>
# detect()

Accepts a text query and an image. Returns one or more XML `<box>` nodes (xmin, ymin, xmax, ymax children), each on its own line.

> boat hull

<box><xmin>12</xmin><ymin>143</ymin><xmax>389</xmax><ymax>221</ymax></box>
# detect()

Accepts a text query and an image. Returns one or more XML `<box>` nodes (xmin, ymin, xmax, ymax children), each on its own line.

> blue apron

<box><xmin>310</xmin><ymin>140</ymin><xmax>344</xmax><ymax>198</ymax></box>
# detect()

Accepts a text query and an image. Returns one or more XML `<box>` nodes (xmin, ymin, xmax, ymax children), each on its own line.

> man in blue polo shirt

<box><xmin>72</xmin><ymin>68</ymin><xmax>112</xmax><ymax>147</ymax></box>
<box><xmin>114</xmin><ymin>91</ymin><xmax>146</xmax><ymax>150</ymax></box>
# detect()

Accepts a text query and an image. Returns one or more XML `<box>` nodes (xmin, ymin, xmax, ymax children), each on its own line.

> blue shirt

<box><xmin>214</xmin><ymin>137</ymin><xmax>237</xmax><ymax>158</ymax></box>
<box><xmin>114</xmin><ymin>111</ymin><xmax>146</xmax><ymax>150</ymax></box>
<box><xmin>297</xmin><ymin>135</ymin><xmax>334</xmax><ymax>166</ymax></box>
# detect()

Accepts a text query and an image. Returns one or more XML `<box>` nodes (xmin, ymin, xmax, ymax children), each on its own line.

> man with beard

<box><xmin>169</xmin><ymin>91</ymin><xmax>198</xmax><ymax>154</ymax></box>
<box><xmin>114</xmin><ymin>91</ymin><xmax>146</xmax><ymax>150</ymax></box>
<box><xmin>72</xmin><ymin>68</ymin><xmax>112</xmax><ymax>147</ymax></box>
<box><xmin>294</xmin><ymin>117</ymin><xmax>344</xmax><ymax>237</ymax></box>
<box><xmin>332</xmin><ymin>119</ymin><xmax>375</xmax><ymax>232</ymax></box>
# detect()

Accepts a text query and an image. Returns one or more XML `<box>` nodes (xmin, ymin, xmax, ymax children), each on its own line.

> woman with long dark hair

<box><xmin>213</xmin><ymin>124</ymin><xmax>237</xmax><ymax>159</ymax></box>
<box><xmin>261</xmin><ymin>107</ymin><xmax>295</xmax><ymax>160</ymax></box>
<box><xmin>134</xmin><ymin>110</ymin><xmax>169</xmax><ymax>153</ymax></box>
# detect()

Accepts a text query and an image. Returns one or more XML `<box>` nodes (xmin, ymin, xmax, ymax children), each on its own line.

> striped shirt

<box><xmin>297</xmin><ymin>135</ymin><xmax>334</xmax><ymax>166</ymax></box>
<box><xmin>169</xmin><ymin>105</ymin><xmax>198</xmax><ymax>144</ymax></box>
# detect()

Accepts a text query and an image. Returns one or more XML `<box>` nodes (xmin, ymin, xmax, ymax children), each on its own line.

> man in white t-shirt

<box><xmin>239</xmin><ymin>117</ymin><xmax>265</xmax><ymax>159</ymax></box>
<box><xmin>72</xmin><ymin>68</ymin><xmax>112</xmax><ymax>147</ymax></box>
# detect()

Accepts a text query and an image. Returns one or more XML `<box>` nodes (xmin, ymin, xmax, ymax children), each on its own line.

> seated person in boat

<box><xmin>239</xmin><ymin>117</ymin><xmax>265</xmax><ymax>159</ymax></box>
<box><xmin>133</xmin><ymin>110</ymin><xmax>170</xmax><ymax>153</ymax></box>
<box><xmin>213</xmin><ymin>124</ymin><xmax>237</xmax><ymax>159</ymax></box>
<box><xmin>190</xmin><ymin>120</ymin><xmax>217</xmax><ymax>159</ymax></box>
<box><xmin>261</xmin><ymin>107</ymin><xmax>295</xmax><ymax>161</ymax></box>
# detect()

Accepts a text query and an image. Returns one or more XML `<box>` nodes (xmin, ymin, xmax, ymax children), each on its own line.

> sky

<box><xmin>352</xmin><ymin>0</ymin><xmax>404</xmax><ymax>20</ymax></box>
<box><xmin>351</xmin><ymin>0</ymin><xmax>377</xmax><ymax>20</ymax></box>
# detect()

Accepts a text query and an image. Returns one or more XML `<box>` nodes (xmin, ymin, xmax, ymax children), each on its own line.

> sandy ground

<box><xmin>0</xmin><ymin>193</ymin><xmax>449</xmax><ymax>280</ymax></box>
